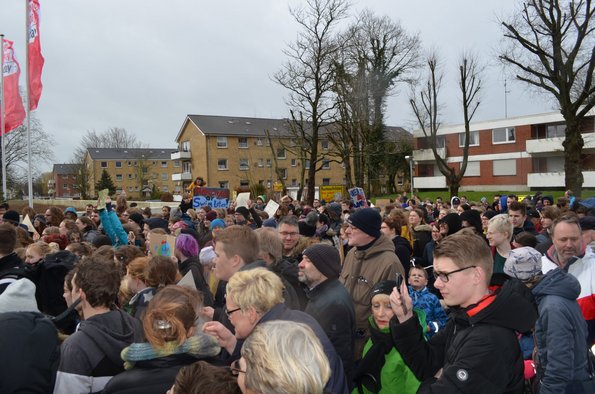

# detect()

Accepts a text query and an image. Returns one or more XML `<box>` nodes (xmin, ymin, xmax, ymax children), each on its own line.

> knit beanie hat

<box><xmin>504</xmin><ymin>246</ymin><xmax>542</xmax><ymax>281</ymax></box>
<box><xmin>199</xmin><ymin>246</ymin><xmax>217</xmax><ymax>265</ymax></box>
<box><xmin>205</xmin><ymin>210</ymin><xmax>218</xmax><ymax>222</ymax></box>
<box><xmin>235</xmin><ymin>206</ymin><xmax>251</xmax><ymax>221</ymax></box>
<box><xmin>347</xmin><ymin>208</ymin><xmax>382</xmax><ymax>238</ymax></box>
<box><xmin>302</xmin><ymin>243</ymin><xmax>341</xmax><ymax>280</ymax></box>
<box><xmin>2</xmin><ymin>210</ymin><xmax>20</xmax><ymax>225</ymax></box>
<box><xmin>128</xmin><ymin>213</ymin><xmax>144</xmax><ymax>227</ymax></box>
<box><xmin>0</xmin><ymin>278</ymin><xmax>39</xmax><ymax>313</ymax></box>
<box><xmin>298</xmin><ymin>221</ymin><xmax>317</xmax><ymax>237</ymax></box>
<box><xmin>209</xmin><ymin>218</ymin><xmax>226</xmax><ymax>231</ymax></box>
<box><xmin>371</xmin><ymin>280</ymin><xmax>397</xmax><ymax>298</ymax></box>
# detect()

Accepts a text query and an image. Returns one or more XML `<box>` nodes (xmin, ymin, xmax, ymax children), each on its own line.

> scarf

<box><xmin>352</xmin><ymin>317</ymin><xmax>393</xmax><ymax>393</ymax></box>
<box><xmin>121</xmin><ymin>333</ymin><xmax>220</xmax><ymax>370</ymax></box>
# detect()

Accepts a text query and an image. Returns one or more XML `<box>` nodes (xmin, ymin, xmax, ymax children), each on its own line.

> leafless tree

<box><xmin>499</xmin><ymin>0</ymin><xmax>595</xmax><ymax>197</ymax></box>
<box><xmin>410</xmin><ymin>51</ymin><xmax>482</xmax><ymax>197</ymax></box>
<box><xmin>274</xmin><ymin>0</ymin><xmax>349</xmax><ymax>205</ymax></box>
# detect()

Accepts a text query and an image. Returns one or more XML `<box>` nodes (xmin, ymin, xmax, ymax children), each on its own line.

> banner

<box><xmin>2</xmin><ymin>39</ymin><xmax>25</xmax><ymax>133</ymax></box>
<box><xmin>319</xmin><ymin>185</ymin><xmax>344</xmax><ymax>203</ymax></box>
<box><xmin>192</xmin><ymin>187</ymin><xmax>230</xmax><ymax>209</ymax></box>
<box><xmin>348</xmin><ymin>187</ymin><xmax>368</xmax><ymax>209</ymax></box>
<box><xmin>28</xmin><ymin>0</ymin><xmax>44</xmax><ymax>111</ymax></box>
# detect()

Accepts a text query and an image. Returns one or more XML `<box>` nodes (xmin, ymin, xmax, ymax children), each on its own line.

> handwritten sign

<box><xmin>348</xmin><ymin>187</ymin><xmax>368</xmax><ymax>208</ymax></box>
<box><xmin>192</xmin><ymin>188</ymin><xmax>230</xmax><ymax>209</ymax></box>
<box><xmin>150</xmin><ymin>234</ymin><xmax>176</xmax><ymax>257</ymax></box>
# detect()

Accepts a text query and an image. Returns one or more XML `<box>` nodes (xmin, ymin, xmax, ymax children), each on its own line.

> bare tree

<box><xmin>274</xmin><ymin>0</ymin><xmax>349</xmax><ymax>205</ymax></box>
<box><xmin>499</xmin><ymin>0</ymin><xmax>595</xmax><ymax>197</ymax></box>
<box><xmin>410</xmin><ymin>52</ymin><xmax>482</xmax><ymax>197</ymax></box>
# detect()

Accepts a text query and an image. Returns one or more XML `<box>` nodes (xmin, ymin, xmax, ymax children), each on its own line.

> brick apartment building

<box><xmin>49</xmin><ymin>164</ymin><xmax>81</xmax><ymax>198</ymax></box>
<box><xmin>411</xmin><ymin>111</ymin><xmax>595</xmax><ymax>192</ymax></box>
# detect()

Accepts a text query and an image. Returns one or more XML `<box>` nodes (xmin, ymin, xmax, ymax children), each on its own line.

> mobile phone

<box><xmin>395</xmin><ymin>273</ymin><xmax>403</xmax><ymax>293</ymax></box>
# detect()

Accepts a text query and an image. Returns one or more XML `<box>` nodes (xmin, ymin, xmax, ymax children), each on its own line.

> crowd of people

<box><xmin>0</xmin><ymin>189</ymin><xmax>593</xmax><ymax>393</ymax></box>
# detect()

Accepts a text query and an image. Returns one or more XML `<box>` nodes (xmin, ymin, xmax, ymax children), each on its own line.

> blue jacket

<box><xmin>408</xmin><ymin>285</ymin><xmax>447</xmax><ymax>338</ymax></box>
<box><xmin>532</xmin><ymin>268</ymin><xmax>590</xmax><ymax>394</ymax></box>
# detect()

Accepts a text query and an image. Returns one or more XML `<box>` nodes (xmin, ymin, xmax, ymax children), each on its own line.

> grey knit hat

<box><xmin>0</xmin><ymin>278</ymin><xmax>39</xmax><ymax>313</ymax></box>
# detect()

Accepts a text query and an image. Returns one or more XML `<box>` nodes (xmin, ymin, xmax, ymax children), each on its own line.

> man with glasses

<box><xmin>277</xmin><ymin>216</ymin><xmax>301</xmax><ymax>261</ymax></box>
<box><xmin>389</xmin><ymin>232</ymin><xmax>537</xmax><ymax>392</ymax></box>
<box><xmin>339</xmin><ymin>207</ymin><xmax>405</xmax><ymax>360</ymax></box>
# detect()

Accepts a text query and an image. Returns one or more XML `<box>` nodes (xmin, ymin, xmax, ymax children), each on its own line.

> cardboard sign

<box><xmin>150</xmin><ymin>234</ymin><xmax>176</xmax><ymax>257</ymax></box>
<box><xmin>319</xmin><ymin>185</ymin><xmax>344</xmax><ymax>202</ymax></box>
<box><xmin>192</xmin><ymin>187</ymin><xmax>230</xmax><ymax>209</ymax></box>
<box><xmin>235</xmin><ymin>192</ymin><xmax>251</xmax><ymax>208</ymax></box>
<box><xmin>264</xmin><ymin>199</ymin><xmax>280</xmax><ymax>218</ymax></box>
<box><xmin>97</xmin><ymin>189</ymin><xmax>109</xmax><ymax>208</ymax></box>
<box><xmin>348</xmin><ymin>187</ymin><xmax>368</xmax><ymax>208</ymax></box>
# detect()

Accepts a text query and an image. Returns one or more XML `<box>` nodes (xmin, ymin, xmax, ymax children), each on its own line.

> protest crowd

<box><xmin>0</xmin><ymin>188</ymin><xmax>594</xmax><ymax>394</ymax></box>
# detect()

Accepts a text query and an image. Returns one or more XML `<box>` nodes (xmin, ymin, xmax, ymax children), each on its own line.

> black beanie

<box><xmin>2</xmin><ymin>210</ymin><xmax>20</xmax><ymax>225</ymax></box>
<box><xmin>298</xmin><ymin>221</ymin><xmax>317</xmax><ymax>237</ymax></box>
<box><xmin>128</xmin><ymin>213</ymin><xmax>144</xmax><ymax>227</ymax></box>
<box><xmin>235</xmin><ymin>206</ymin><xmax>251</xmax><ymax>221</ymax></box>
<box><xmin>302</xmin><ymin>243</ymin><xmax>342</xmax><ymax>280</ymax></box>
<box><xmin>371</xmin><ymin>280</ymin><xmax>397</xmax><ymax>298</ymax></box>
<box><xmin>347</xmin><ymin>208</ymin><xmax>381</xmax><ymax>238</ymax></box>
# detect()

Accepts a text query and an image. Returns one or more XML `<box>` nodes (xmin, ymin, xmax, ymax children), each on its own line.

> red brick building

<box><xmin>49</xmin><ymin>164</ymin><xmax>80</xmax><ymax>198</ymax></box>
<box><xmin>411</xmin><ymin>111</ymin><xmax>595</xmax><ymax>192</ymax></box>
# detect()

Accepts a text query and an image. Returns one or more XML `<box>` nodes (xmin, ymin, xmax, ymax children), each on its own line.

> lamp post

<box><xmin>405</xmin><ymin>155</ymin><xmax>414</xmax><ymax>200</ymax></box>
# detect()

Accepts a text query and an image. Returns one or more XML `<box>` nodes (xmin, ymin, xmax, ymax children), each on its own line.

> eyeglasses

<box><xmin>433</xmin><ymin>265</ymin><xmax>476</xmax><ymax>283</ymax></box>
<box><xmin>279</xmin><ymin>231</ymin><xmax>299</xmax><ymax>238</ymax></box>
<box><xmin>230</xmin><ymin>359</ymin><xmax>246</xmax><ymax>376</ymax></box>
<box><xmin>224</xmin><ymin>306</ymin><xmax>241</xmax><ymax>318</ymax></box>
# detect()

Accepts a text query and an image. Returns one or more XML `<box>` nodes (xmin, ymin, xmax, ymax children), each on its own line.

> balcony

<box><xmin>172</xmin><ymin>172</ymin><xmax>192</xmax><ymax>181</ymax></box>
<box><xmin>526</xmin><ymin>132</ymin><xmax>595</xmax><ymax>154</ymax></box>
<box><xmin>413</xmin><ymin>148</ymin><xmax>446</xmax><ymax>162</ymax></box>
<box><xmin>527</xmin><ymin>171</ymin><xmax>595</xmax><ymax>188</ymax></box>
<box><xmin>413</xmin><ymin>175</ymin><xmax>447</xmax><ymax>189</ymax></box>
<box><xmin>171</xmin><ymin>151</ymin><xmax>192</xmax><ymax>160</ymax></box>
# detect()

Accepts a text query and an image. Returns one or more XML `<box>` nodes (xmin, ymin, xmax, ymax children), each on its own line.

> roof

<box><xmin>86</xmin><ymin>148</ymin><xmax>177</xmax><ymax>160</ymax></box>
<box><xmin>52</xmin><ymin>163</ymin><xmax>80</xmax><ymax>175</ymax></box>
<box><xmin>178</xmin><ymin>114</ymin><xmax>411</xmax><ymax>142</ymax></box>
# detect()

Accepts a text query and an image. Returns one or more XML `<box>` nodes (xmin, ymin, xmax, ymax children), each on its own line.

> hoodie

<box><xmin>391</xmin><ymin>278</ymin><xmax>538</xmax><ymax>393</ymax></box>
<box><xmin>532</xmin><ymin>268</ymin><xmax>590</xmax><ymax>393</ymax></box>
<box><xmin>53</xmin><ymin>309</ymin><xmax>143</xmax><ymax>394</ymax></box>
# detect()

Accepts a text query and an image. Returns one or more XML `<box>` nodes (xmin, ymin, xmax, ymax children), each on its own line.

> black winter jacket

<box><xmin>178</xmin><ymin>256</ymin><xmax>214</xmax><ymax>307</ymax></box>
<box><xmin>390</xmin><ymin>278</ymin><xmax>538</xmax><ymax>393</ymax></box>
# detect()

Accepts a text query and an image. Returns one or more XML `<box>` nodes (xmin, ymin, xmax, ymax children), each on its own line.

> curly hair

<box><xmin>73</xmin><ymin>254</ymin><xmax>121</xmax><ymax>308</ymax></box>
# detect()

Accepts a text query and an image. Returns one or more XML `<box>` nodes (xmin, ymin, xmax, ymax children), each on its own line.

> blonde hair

<box><xmin>434</xmin><ymin>232</ymin><xmax>493</xmax><ymax>285</ymax></box>
<box><xmin>242</xmin><ymin>320</ymin><xmax>330</xmax><ymax>394</ymax></box>
<box><xmin>226</xmin><ymin>268</ymin><xmax>283</xmax><ymax>314</ymax></box>
<box><xmin>488</xmin><ymin>214</ymin><xmax>514</xmax><ymax>242</ymax></box>
<box><xmin>255</xmin><ymin>227</ymin><xmax>283</xmax><ymax>263</ymax></box>
<box><xmin>26</xmin><ymin>241</ymin><xmax>52</xmax><ymax>258</ymax></box>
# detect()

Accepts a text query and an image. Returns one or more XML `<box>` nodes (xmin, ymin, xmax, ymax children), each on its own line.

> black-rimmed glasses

<box><xmin>230</xmin><ymin>359</ymin><xmax>246</xmax><ymax>376</ymax></box>
<box><xmin>224</xmin><ymin>306</ymin><xmax>241</xmax><ymax>318</ymax></box>
<box><xmin>433</xmin><ymin>265</ymin><xmax>476</xmax><ymax>283</ymax></box>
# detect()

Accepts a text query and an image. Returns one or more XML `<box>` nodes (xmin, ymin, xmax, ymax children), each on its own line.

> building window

<box><xmin>161</xmin><ymin>161</ymin><xmax>168</xmax><ymax>167</ymax></box>
<box><xmin>142</xmin><ymin>167</ymin><xmax>148</xmax><ymax>174</ymax></box>
<box><xmin>291</xmin><ymin>158</ymin><xmax>297</xmax><ymax>167</ymax></box>
<box><xmin>305</xmin><ymin>160</ymin><xmax>310</xmax><ymax>170</ymax></box>
<box><xmin>257</xmin><ymin>159</ymin><xmax>263</xmax><ymax>168</ymax></box>
<box><xmin>128</xmin><ymin>174</ymin><xmax>134</xmax><ymax>179</ymax></box>
<box><xmin>239</xmin><ymin>180</ymin><xmax>250</xmax><ymax>187</ymax></box>
<box><xmin>322</xmin><ymin>178</ymin><xmax>330</xmax><ymax>185</ymax></box>
<box><xmin>238</xmin><ymin>137</ymin><xmax>248</xmax><ymax>148</ymax></box>
<box><xmin>321</xmin><ymin>139</ymin><xmax>329</xmax><ymax>150</ymax></box>
<box><xmin>279</xmin><ymin>168</ymin><xmax>287</xmax><ymax>179</ymax></box>
<box><xmin>161</xmin><ymin>173</ymin><xmax>168</xmax><ymax>180</ymax></box>
<box><xmin>173</xmin><ymin>160</ymin><xmax>181</xmax><ymax>167</ymax></box>
<box><xmin>265</xmin><ymin>138</ymin><xmax>270</xmax><ymax>146</ymax></box>
<box><xmin>115</xmin><ymin>174</ymin><xmax>123</xmax><ymax>181</ymax></box>
<box><xmin>174</xmin><ymin>185</ymin><xmax>182</xmax><ymax>192</ymax></box>
<box><xmin>183</xmin><ymin>162</ymin><xmax>191</xmax><ymax>173</ymax></box>
<box><xmin>162</xmin><ymin>186</ymin><xmax>169</xmax><ymax>192</ymax></box>
<box><xmin>239</xmin><ymin>159</ymin><xmax>249</xmax><ymax>171</ymax></box>
<box><xmin>463</xmin><ymin>161</ymin><xmax>481</xmax><ymax>177</ymax></box>
<box><xmin>277</xmin><ymin>148</ymin><xmax>286</xmax><ymax>159</ymax></box>
<box><xmin>459</xmin><ymin>131</ymin><xmax>479</xmax><ymax>147</ymax></box>
<box><xmin>182</xmin><ymin>141</ymin><xmax>190</xmax><ymax>152</ymax></box>
<box><xmin>493</xmin><ymin>159</ymin><xmax>516</xmax><ymax>176</ymax></box>
<box><xmin>100</xmin><ymin>161</ymin><xmax>108</xmax><ymax>168</ymax></box>
<box><xmin>218</xmin><ymin>159</ymin><xmax>228</xmax><ymax>170</ymax></box>
<box><xmin>219</xmin><ymin>181</ymin><xmax>229</xmax><ymax>189</ymax></box>
<box><xmin>217</xmin><ymin>136</ymin><xmax>228</xmax><ymax>148</ymax></box>
<box><xmin>115</xmin><ymin>161</ymin><xmax>122</xmax><ymax>168</ymax></box>
<box><xmin>63</xmin><ymin>183</ymin><xmax>68</xmax><ymax>189</ymax></box>
<box><xmin>128</xmin><ymin>186</ymin><xmax>134</xmax><ymax>192</ymax></box>
<box><xmin>291</xmin><ymin>178</ymin><xmax>297</xmax><ymax>186</ymax></box>
<box><xmin>256</xmin><ymin>137</ymin><xmax>263</xmax><ymax>146</ymax></box>
<box><xmin>322</xmin><ymin>160</ymin><xmax>330</xmax><ymax>169</ymax></box>
<box><xmin>266</xmin><ymin>159</ymin><xmax>272</xmax><ymax>168</ymax></box>
<box><xmin>127</xmin><ymin>161</ymin><xmax>133</xmax><ymax>166</ymax></box>
<box><xmin>546</xmin><ymin>124</ymin><xmax>566</xmax><ymax>138</ymax></box>
<box><xmin>492</xmin><ymin>127</ymin><xmax>516</xmax><ymax>144</ymax></box>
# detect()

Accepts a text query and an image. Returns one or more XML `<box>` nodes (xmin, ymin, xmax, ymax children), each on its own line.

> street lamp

<box><xmin>405</xmin><ymin>155</ymin><xmax>414</xmax><ymax>200</ymax></box>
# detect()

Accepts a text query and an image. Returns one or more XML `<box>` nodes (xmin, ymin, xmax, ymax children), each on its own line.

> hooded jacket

<box><xmin>532</xmin><ymin>268</ymin><xmax>590</xmax><ymax>394</ymax></box>
<box><xmin>53</xmin><ymin>309</ymin><xmax>143</xmax><ymax>394</ymax></box>
<box><xmin>390</xmin><ymin>278</ymin><xmax>538</xmax><ymax>393</ymax></box>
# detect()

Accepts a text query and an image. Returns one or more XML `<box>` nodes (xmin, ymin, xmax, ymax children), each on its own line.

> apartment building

<box><xmin>49</xmin><ymin>164</ymin><xmax>81</xmax><ymax>198</ymax></box>
<box><xmin>411</xmin><ymin>111</ymin><xmax>595</xmax><ymax>191</ymax></box>
<box><xmin>85</xmin><ymin>148</ymin><xmax>178</xmax><ymax>199</ymax></box>
<box><xmin>171</xmin><ymin>115</ymin><xmax>348</xmax><ymax>193</ymax></box>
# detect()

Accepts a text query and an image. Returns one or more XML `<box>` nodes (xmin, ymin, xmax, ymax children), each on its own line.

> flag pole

<box><xmin>0</xmin><ymin>33</ymin><xmax>7</xmax><ymax>201</ymax></box>
<box><xmin>25</xmin><ymin>0</ymin><xmax>33</xmax><ymax>207</ymax></box>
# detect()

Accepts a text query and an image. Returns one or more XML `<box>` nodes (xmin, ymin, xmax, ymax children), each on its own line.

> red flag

<box><xmin>2</xmin><ymin>39</ymin><xmax>26</xmax><ymax>133</ymax></box>
<box><xmin>28</xmin><ymin>0</ymin><xmax>44</xmax><ymax>111</ymax></box>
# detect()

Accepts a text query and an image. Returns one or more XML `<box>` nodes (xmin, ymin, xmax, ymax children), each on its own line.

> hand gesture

<box><xmin>389</xmin><ymin>279</ymin><xmax>414</xmax><ymax>323</ymax></box>
<box><xmin>203</xmin><ymin>321</ymin><xmax>237</xmax><ymax>354</ymax></box>
<box><xmin>200</xmin><ymin>306</ymin><xmax>214</xmax><ymax>320</ymax></box>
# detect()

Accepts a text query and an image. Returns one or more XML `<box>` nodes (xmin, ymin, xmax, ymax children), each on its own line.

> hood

<box><xmin>465</xmin><ymin>278</ymin><xmax>537</xmax><ymax>333</ymax></box>
<box><xmin>441</xmin><ymin>213</ymin><xmax>462</xmax><ymax>235</ymax></box>
<box><xmin>499</xmin><ymin>196</ymin><xmax>508</xmax><ymax>212</ymax></box>
<box><xmin>81</xmin><ymin>309</ymin><xmax>142</xmax><ymax>367</ymax></box>
<box><xmin>414</xmin><ymin>224</ymin><xmax>433</xmax><ymax>232</ymax></box>
<box><xmin>532</xmin><ymin>267</ymin><xmax>580</xmax><ymax>303</ymax></box>
<box><xmin>357</xmin><ymin>235</ymin><xmax>398</xmax><ymax>258</ymax></box>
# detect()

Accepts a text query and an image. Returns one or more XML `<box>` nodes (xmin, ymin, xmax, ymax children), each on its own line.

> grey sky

<box><xmin>1</xmin><ymin>0</ymin><xmax>552</xmax><ymax>174</ymax></box>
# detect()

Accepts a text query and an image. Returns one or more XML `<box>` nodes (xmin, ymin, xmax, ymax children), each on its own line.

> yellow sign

<box><xmin>320</xmin><ymin>185</ymin><xmax>345</xmax><ymax>202</ymax></box>
<box><xmin>273</xmin><ymin>182</ymin><xmax>284</xmax><ymax>192</ymax></box>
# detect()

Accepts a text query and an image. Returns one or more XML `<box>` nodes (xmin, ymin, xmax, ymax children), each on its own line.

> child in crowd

<box><xmin>408</xmin><ymin>266</ymin><xmax>448</xmax><ymax>339</ymax></box>
<box><xmin>352</xmin><ymin>280</ymin><xmax>424</xmax><ymax>394</ymax></box>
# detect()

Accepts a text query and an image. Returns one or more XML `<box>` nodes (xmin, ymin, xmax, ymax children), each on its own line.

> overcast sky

<box><xmin>2</xmin><ymin>0</ymin><xmax>553</xmax><ymax>173</ymax></box>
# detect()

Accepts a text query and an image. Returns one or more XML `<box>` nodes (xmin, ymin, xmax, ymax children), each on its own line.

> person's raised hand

<box><xmin>389</xmin><ymin>279</ymin><xmax>414</xmax><ymax>323</ymax></box>
<box><xmin>202</xmin><ymin>321</ymin><xmax>236</xmax><ymax>353</ymax></box>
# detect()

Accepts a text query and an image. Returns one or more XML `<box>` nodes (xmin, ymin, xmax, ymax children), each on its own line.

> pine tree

<box><xmin>95</xmin><ymin>169</ymin><xmax>116</xmax><ymax>196</ymax></box>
